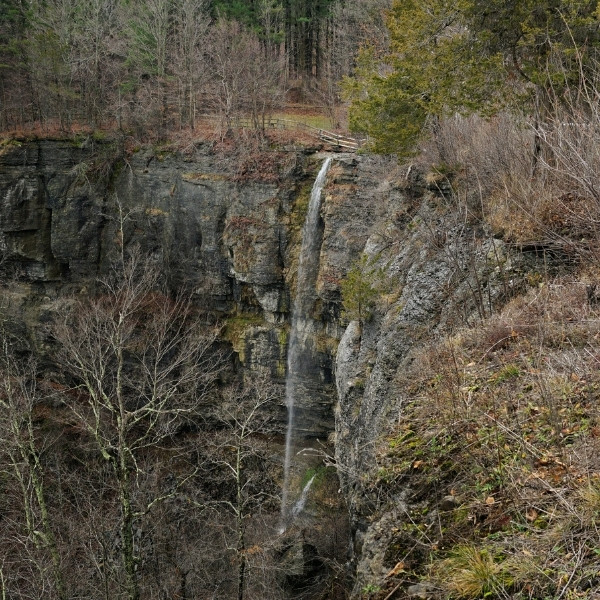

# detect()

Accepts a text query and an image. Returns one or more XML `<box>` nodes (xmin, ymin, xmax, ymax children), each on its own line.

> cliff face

<box><xmin>0</xmin><ymin>141</ymin><xmax>383</xmax><ymax>436</ymax></box>
<box><xmin>0</xmin><ymin>140</ymin><xmax>293</xmax><ymax>308</ymax></box>
<box><xmin>332</xmin><ymin>172</ymin><xmax>536</xmax><ymax>594</ymax></box>
<box><xmin>0</xmin><ymin>140</ymin><xmax>536</xmax><ymax>596</ymax></box>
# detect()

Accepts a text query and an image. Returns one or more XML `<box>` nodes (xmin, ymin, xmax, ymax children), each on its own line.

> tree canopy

<box><xmin>1</xmin><ymin>0</ymin><xmax>386</xmax><ymax>133</ymax></box>
<box><xmin>345</xmin><ymin>0</ymin><xmax>600</xmax><ymax>154</ymax></box>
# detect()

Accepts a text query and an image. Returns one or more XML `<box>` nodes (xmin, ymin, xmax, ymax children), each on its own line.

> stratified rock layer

<box><xmin>0</xmin><ymin>140</ymin><xmax>538</xmax><ymax>597</ymax></box>
<box><xmin>332</xmin><ymin>169</ymin><xmax>538</xmax><ymax>596</ymax></box>
<box><xmin>0</xmin><ymin>142</ymin><xmax>383</xmax><ymax>439</ymax></box>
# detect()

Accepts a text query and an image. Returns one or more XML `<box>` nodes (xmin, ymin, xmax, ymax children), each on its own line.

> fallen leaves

<box><xmin>386</xmin><ymin>561</ymin><xmax>406</xmax><ymax>578</ymax></box>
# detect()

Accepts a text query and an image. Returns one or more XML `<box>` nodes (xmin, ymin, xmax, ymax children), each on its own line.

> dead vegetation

<box><xmin>366</xmin><ymin>277</ymin><xmax>600</xmax><ymax>599</ymax></box>
<box><xmin>351</xmin><ymin>62</ymin><xmax>600</xmax><ymax>600</ymax></box>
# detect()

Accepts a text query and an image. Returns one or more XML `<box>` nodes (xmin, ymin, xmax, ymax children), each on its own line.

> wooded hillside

<box><xmin>0</xmin><ymin>0</ymin><xmax>390</xmax><ymax>136</ymax></box>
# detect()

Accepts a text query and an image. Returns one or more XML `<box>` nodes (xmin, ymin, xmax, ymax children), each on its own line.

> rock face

<box><xmin>0</xmin><ymin>141</ymin><xmax>299</xmax><ymax>303</ymax></box>
<box><xmin>277</xmin><ymin>541</ymin><xmax>326</xmax><ymax>593</ymax></box>
<box><xmin>0</xmin><ymin>140</ymin><xmax>536</xmax><ymax>596</ymax></box>
<box><xmin>0</xmin><ymin>141</ymin><xmax>299</xmax><ymax>410</ymax></box>
<box><xmin>0</xmin><ymin>141</ymin><xmax>383</xmax><ymax>436</ymax></box>
<box><xmin>332</xmin><ymin>170</ymin><xmax>536</xmax><ymax>596</ymax></box>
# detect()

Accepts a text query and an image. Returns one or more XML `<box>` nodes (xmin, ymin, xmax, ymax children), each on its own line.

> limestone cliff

<box><xmin>0</xmin><ymin>141</ymin><xmax>391</xmax><ymax>433</ymax></box>
<box><xmin>0</xmin><ymin>140</ymin><xmax>541</xmax><ymax>597</ymax></box>
<box><xmin>331</xmin><ymin>168</ymin><xmax>538</xmax><ymax>595</ymax></box>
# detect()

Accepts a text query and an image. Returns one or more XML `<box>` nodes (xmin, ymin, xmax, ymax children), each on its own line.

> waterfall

<box><xmin>280</xmin><ymin>156</ymin><xmax>332</xmax><ymax>528</ymax></box>
<box><xmin>290</xmin><ymin>475</ymin><xmax>317</xmax><ymax>519</ymax></box>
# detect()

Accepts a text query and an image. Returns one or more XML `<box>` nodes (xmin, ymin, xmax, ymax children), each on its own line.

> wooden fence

<box><xmin>199</xmin><ymin>114</ymin><xmax>362</xmax><ymax>151</ymax></box>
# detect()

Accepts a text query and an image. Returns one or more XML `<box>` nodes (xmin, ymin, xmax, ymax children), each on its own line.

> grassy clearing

<box><xmin>1</xmin><ymin>104</ymin><xmax>334</xmax><ymax>156</ymax></box>
<box><xmin>271</xmin><ymin>111</ymin><xmax>333</xmax><ymax>130</ymax></box>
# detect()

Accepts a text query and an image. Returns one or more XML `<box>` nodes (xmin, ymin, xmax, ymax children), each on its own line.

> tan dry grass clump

<box><xmin>420</xmin><ymin>110</ymin><xmax>600</xmax><ymax>260</ymax></box>
<box><xmin>432</xmin><ymin>544</ymin><xmax>514</xmax><ymax>599</ymax></box>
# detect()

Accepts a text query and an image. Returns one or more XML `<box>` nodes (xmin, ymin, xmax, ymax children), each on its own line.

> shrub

<box><xmin>340</xmin><ymin>254</ymin><xmax>382</xmax><ymax>327</ymax></box>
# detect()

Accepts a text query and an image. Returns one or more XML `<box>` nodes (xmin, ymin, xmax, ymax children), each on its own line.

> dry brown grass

<box><xmin>371</xmin><ymin>276</ymin><xmax>600</xmax><ymax>599</ymax></box>
<box><xmin>0</xmin><ymin>109</ymin><xmax>326</xmax><ymax>157</ymax></box>
<box><xmin>418</xmin><ymin>107</ymin><xmax>600</xmax><ymax>267</ymax></box>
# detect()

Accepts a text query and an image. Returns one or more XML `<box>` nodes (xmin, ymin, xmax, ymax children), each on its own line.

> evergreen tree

<box><xmin>345</xmin><ymin>0</ymin><xmax>600</xmax><ymax>155</ymax></box>
<box><xmin>341</xmin><ymin>254</ymin><xmax>381</xmax><ymax>328</ymax></box>
<box><xmin>0</xmin><ymin>0</ymin><xmax>31</xmax><ymax>128</ymax></box>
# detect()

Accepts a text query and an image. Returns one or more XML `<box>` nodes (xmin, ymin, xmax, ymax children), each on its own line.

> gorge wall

<box><xmin>0</xmin><ymin>139</ymin><xmax>538</xmax><ymax>597</ymax></box>
<box><xmin>0</xmin><ymin>140</ymin><xmax>390</xmax><ymax>434</ymax></box>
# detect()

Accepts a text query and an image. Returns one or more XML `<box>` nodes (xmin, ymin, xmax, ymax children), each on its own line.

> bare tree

<box><xmin>72</xmin><ymin>0</ymin><xmax>122</xmax><ymax>127</ymax></box>
<box><xmin>172</xmin><ymin>0</ymin><xmax>210</xmax><ymax>130</ymax></box>
<box><xmin>121</xmin><ymin>0</ymin><xmax>175</xmax><ymax>133</ymax></box>
<box><xmin>330</xmin><ymin>0</ymin><xmax>392</xmax><ymax>81</ymax></box>
<box><xmin>206</xmin><ymin>20</ymin><xmax>285</xmax><ymax>136</ymax></box>
<box><xmin>0</xmin><ymin>336</ymin><xmax>67</xmax><ymax>600</ymax></box>
<box><xmin>256</xmin><ymin>0</ymin><xmax>284</xmax><ymax>60</ymax></box>
<box><xmin>50</xmin><ymin>251</ymin><xmax>224</xmax><ymax>600</ymax></box>
<box><xmin>201</xmin><ymin>377</ymin><xmax>282</xmax><ymax>600</ymax></box>
<box><xmin>25</xmin><ymin>0</ymin><xmax>79</xmax><ymax>130</ymax></box>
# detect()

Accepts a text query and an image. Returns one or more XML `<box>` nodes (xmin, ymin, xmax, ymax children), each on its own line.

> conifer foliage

<box><xmin>345</xmin><ymin>0</ymin><xmax>600</xmax><ymax>155</ymax></box>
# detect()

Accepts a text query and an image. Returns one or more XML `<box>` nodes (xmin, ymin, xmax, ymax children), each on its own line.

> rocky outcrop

<box><xmin>332</xmin><ymin>169</ymin><xmax>538</xmax><ymax>596</ymax></box>
<box><xmin>0</xmin><ymin>140</ymin><xmax>296</xmax><ymax>302</ymax></box>
<box><xmin>0</xmin><ymin>140</ymin><xmax>539</xmax><ymax>597</ymax></box>
<box><xmin>3</xmin><ymin>146</ymin><xmax>274</xmax><ymax>306</ymax></box>
<box><xmin>0</xmin><ymin>141</ymin><xmax>382</xmax><ymax>436</ymax></box>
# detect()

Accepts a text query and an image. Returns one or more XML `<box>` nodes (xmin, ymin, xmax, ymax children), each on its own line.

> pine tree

<box><xmin>345</xmin><ymin>0</ymin><xmax>600</xmax><ymax>155</ymax></box>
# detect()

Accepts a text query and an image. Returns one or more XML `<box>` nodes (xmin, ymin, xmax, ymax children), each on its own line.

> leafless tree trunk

<box><xmin>51</xmin><ymin>250</ymin><xmax>224</xmax><ymax>600</ymax></box>
<box><xmin>203</xmin><ymin>377</ymin><xmax>281</xmax><ymax>600</ymax></box>
<box><xmin>0</xmin><ymin>337</ymin><xmax>68</xmax><ymax>600</ymax></box>
<box><xmin>206</xmin><ymin>20</ymin><xmax>285</xmax><ymax>138</ymax></box>
<box><xmin>173</xmin><ymin>0</ymin><xmax>210</xmax><ymax>130</ymax></box>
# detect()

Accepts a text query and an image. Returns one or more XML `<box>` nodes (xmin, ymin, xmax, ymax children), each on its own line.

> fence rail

<box><xmin>198</xmin><ymin>114</ymin><xmax>362</xmax><ymax>150</ymax></box>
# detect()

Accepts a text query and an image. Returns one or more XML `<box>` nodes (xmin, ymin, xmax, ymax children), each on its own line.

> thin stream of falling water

<box><xmin>290</xmin><ymin>475</ymin><xmax>317</xmax><ymax>519</ymax></box>
<box><xmin>280</xmin><ymin>157</ymin><xmax>332</xmax><ymax>530</ymax></box>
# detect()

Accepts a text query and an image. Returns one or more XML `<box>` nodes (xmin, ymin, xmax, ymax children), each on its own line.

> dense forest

<box><xmin>0</xmin><ymin>0</ymin><xmax>390</xmax><ymax>135</ymax></box>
